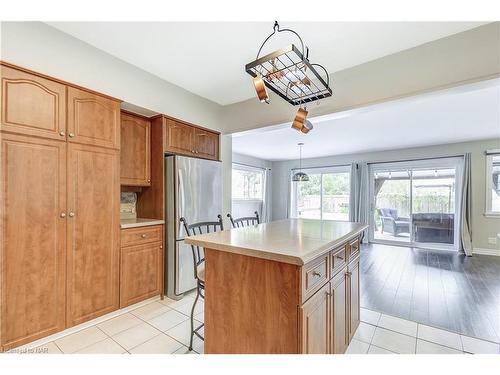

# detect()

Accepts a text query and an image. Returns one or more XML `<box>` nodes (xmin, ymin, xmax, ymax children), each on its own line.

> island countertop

<box><xmin>184</xmin><ymin>219</ymin><xmax>368</xmax><ymax>265</ymax></box>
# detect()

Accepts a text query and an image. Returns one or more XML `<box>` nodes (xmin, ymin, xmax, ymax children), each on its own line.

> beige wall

<box><xmin>270</xmin><ymin>138</ymin><xmax>500</xmax><ymax>253</ymax></box>
<box><xmin>221</xmin><ymin>22</ymin><xmax>500</xmax><ymax>134</ymax></box>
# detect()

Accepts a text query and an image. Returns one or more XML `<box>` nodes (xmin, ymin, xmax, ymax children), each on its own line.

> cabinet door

<box><xmin>347</xmin><ymin>257</ymin><xmax>360</xmax><ymax>341</ymax></box>
<box><xmin>120</xmin><ymin>241</ymin><xmax>162</xmax><ymax>307</ymax></box>
<box><xmin>299</xmin><ymin>282</ymin><xmax>330</xmax><ymax>354</ymax></box>
<box><xmin>120</xmin><ymin>112</ymin><xmax>151</xmax><ymax>186</ymax></box>
<box><xmin>331</xmin><ymin>268</ymin><xmax>348</xmax><ymax>354</ymax></box>
<box><xmin>165</xmin><ymin>119</ymin><xmax>194</xmax><ymax>155</ymax></box>
<box><xmin>1</xmin><ymin>134</ymin><xmax>66</xmax><ymax>350</ymax></box>
<box><xmin>67</xmin><ymin>87</ymin><xmax>120</xmax><ymax>149</ymax></box>
<box><xmin>1</xmin><ymin>65</ymin><xmax>66</xmax><ymax>140</ymax></box>
<box><xmin>67</xmin><ymin>143</ymin><xmax>120</xmax><ymax>326</ymax></box>
<box><xmin>193</xmin><ymin>128</ymin><xmax>219</xmax><ymax>160</ymax></box>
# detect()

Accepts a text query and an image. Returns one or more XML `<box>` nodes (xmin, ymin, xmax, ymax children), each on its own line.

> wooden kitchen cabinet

<box><xmin>120</xmin><ymin>112</ymin><xmax>151</xmax><ymax>186</ymax></box>
<box><xmin>67</xmin><ymin>86</ymin><xmax>120</xmax><ymax>150</ymax></box>
<box><xmin>331</xmin><ymin>268</ymin><xmax>348</xmax><ymax>354</ymax></box>
<box><xmin>0</xmin><ymin>133</ymin><xmax>67</xmax><ymax>350</ymax></box>
<box><xmin>66</xmin><ymin>143</ymin><xmax>120</xmax><ymax>326</ymax></box>
<box><xmin>300</xmin><ymin>282</ymin><xmax>330</xmax><ymax>354</ymax></box>
<box><xmin>193</xmin><ymin>128</ymin><xmax>219</xmax><ymax>160</ymax></box>
<box><xmin>120</xmin><ymin>226</ymin><xmax>163</xmax><ymax>308</ymax></box>
<box><xmin>164</xmin><ymin>117</ymin><xmax>219</xmax><ymax>160</ymax></box>
<box><xmin>347</xmin><ymin>256</ymin><xmax>361</xmax><ymax>342</ymax></box>
<box><xmin>1</xmin><ymin>64</ymin><xmax>67</xmax><ymax>141</ymax></box>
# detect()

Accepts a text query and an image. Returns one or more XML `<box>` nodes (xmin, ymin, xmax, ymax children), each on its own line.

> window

<box><xmin>232</xmin><ymin>164</ymin><xmax>264</xmax><ymax>200</ymax></box>
<box><xmin>486</xmin><ymin>152</ymin><xmax>500</xmax><ymax>216</ymax></box>
<box><xmin>290</xmin><ymin>166</ymin><xmax>351</xmax><ymax>221</ymax></box>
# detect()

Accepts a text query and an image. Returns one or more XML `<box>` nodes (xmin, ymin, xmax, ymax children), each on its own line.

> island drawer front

<box><xmin>348</xmin><ymin>237</ymin><xmax>360</xmax><ymax>261</ymax></box>
<box><xmin>330</xmin><ymin>245</ymin><xmax>347</xmax><ymax>277</ymax></box>
<box><xmin>302</xmin><ymin>253</ymin><xmax>329</xmax><ymax>302</ymax></box>
<box><xmin>121</xmin><ymin>225</ymin><xmax>163</xmax><ymax>247</ymax></box>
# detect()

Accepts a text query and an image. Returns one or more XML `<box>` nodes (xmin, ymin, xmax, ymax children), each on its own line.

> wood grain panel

<box><xmin>0</xmin><ymin>134</ymin><xmax>66</xmax><ymax>350</ymax></box>
<box><xmin>120</xmin><ymin>225</ymin><xmax>162</xmax><ymax>247</ymax></box>
<box><xmin>120</xmin><ymin>112</ymin><xmax>150</xmax><ymax>186</ymax></box>
<box><xmin>204</xmin><ymin>248</ymin><xmax>300</xmax><ymax>354</ymax></box>
<box><xmin>66</xmin><ymin>143</ymin><xmax>120</xmax><ymax>326</ymax></box>
<box><xmin>67</xmin><ymin>87</ymin><xmax>120</xmax><ymax>149</ymax></box>
<box><xmin>193</xmin><ymin>128</ymin><xmax>219</xmax><ymax>160</ymax></box>
<box><xmin>301</xmin><ymin>253</ymin><xmax>329</xmax><ymax>303</ymax></box>
<box><xmin>299</xmin><ymin>282</ymin><xmax>330</xmax><ymax>354</ymax></box>
<box><xmin>348</xmin><ymin>256</ymin><xmax>360</xmax><ymax>341</ymax></box>
<box><xmin>165</xmin><ymin>119</ymin><xmax>193</xmax><ymax>155</ymax></box>
<box><xmin>120</xmin><ymin>241</ymin><xmax>162</xmax><ymax>307</ymax></box>
<box><xmin>331</xmin><ymin>268</ymin><xmax>348</xmax><ymax>354</ymax></box>
<box><xmin>1</xmin><ymin>65</ymin><xmax>66</xmax><ymax>140</ymax></box>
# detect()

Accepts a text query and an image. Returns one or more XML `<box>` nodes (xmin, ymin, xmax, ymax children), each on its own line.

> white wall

<box><xmin>271</xmin><ymin>138</ymin><xmax>500</xmax><ymax>253</ymax></box>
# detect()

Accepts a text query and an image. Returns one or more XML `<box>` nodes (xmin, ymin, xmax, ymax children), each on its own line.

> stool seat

<box><xmin>197</xmin><ymin>263</ymin><xmax>205</xmax><ymax>283</ymax></box>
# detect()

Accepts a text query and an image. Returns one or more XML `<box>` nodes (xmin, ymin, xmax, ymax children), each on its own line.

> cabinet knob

<box><xmin>147</xmin><ymin>179</ymin><xmax>151</xmax><ymax>182</ymax></box>
<box><xmin>345</xmin><ymin>271</ymin><xmax>352</xmax><ymax>276</ymax></box>
<box><xmin>68</xmin><ymin>212</ymin><xmax>75</xmax><ymax>217</ymax></box>
<box><xmin>312</xmin><ymin>271</ymin><xmax>321</xmax><ymax>277</ymax></box>
<box><xmin>159</xmin><ymin>245</ymin><xmax>163</xmax><ymax>249</ymax></box>
<box><xmin>60</xmin><ymin>212</ymin><xmax>66</xmax><ymax>218</ymax></box>
<box><xmin>59</xmin><ymin>131</ymin><xmax>65</xmax><ymax>137</ymax></box>
<box><xmin>69</xmin><ymin>133</ymin><xmax>75</xmax><ymax>138</ymax></box>
<box><xmin>141</xmin><ymin>234</ymin><xmax>147</xmax><ymax>238</ymax></box>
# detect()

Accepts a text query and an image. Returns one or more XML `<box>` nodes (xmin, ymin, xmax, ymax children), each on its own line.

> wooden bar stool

<box><xmin>180</xmin><ymin>214</ymin><xmax>224</xmax><ymax>351</ymax></box>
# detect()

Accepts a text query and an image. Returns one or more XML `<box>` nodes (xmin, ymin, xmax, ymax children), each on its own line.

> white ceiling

<box><xmin>47</xmin><ymin>22</ymin><xmax>486</xmax><ymax>105</ymax></box>
<box><xmin>231</xmin><ymin>79</ymin><xmax>500</xmax><ymax>161</ymax></box>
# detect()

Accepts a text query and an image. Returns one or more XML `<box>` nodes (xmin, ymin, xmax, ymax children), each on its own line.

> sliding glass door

<box><xmin>369</xmin><ymin>158</ymin><xmax>462</xmax><ymax>250</ymax></box>
<box><xmin>290</xmin><ymin>166</ymin><xmax>351</xmax><ymax>221</ymax></box>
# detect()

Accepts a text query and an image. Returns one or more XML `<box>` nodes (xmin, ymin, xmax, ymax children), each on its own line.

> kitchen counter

<box><xmin>120</xmin><ymin>218</ymin><xmax>165</xmax><ymax>229</ymax></box>
<box><xmin>184</xmin><ymin>218</ymin><xmax>367</xmax><ymax>265</ymax></box>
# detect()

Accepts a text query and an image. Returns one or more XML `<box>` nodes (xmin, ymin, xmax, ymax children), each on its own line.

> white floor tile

<box><xmin>33</xmin><ymin>342</ymin><xmax>63</xmax><ymax>354</ymax></box>
<box><xmin>417</xmin><ymin>324</ymin><xmax>462</xmax><ymax>351</ymax></box>
<box><xmin>54</xmin><ymin>327</ymin><xmax>108</xmax><ymax>353</ymax></box>
<box><xmin>371</xmin><ymin>327</ymin><xmax>416</xmax><ymax>354</ymax></box>
<box><xmin>173</xmin><ymin>299</ymin><xmax>204</xmax><ymax>316</ymax></box>
<box><xmin>131</xmin><ymin>301</ymin><xmax>172</xmax><ymax>321</ymax></box>
<box><xmin>378</xmin><ymin>314</ymin><xmax>418</xmax><ymax>337</ymax></box>
<box><xmin>367</xmin><ymin>345</ymin><xmax>395</xmax><ymax>354</ymax></box>
<box><xmin>172</xmin><ymin>345</ymin><xmax>196</xmax><ymax>354</ymax></box>
<box><xmin>195</xmin><ymin>311</ymin><xmax>204</xmax><ymax>323</ymax></box>
<box><xmin>159</xmin><ymin>296</ymin><xmax>195</xmax><ymax>310</ymax></box>
<box><xmin>112</xmin><ymin>323</ymin><xmax>161</xmax><ymax>350</ymax></box>
<box><xmin>129</xmin><ymin>334</ymin><xmax>184</xmax><ymax>354</ymax></box>
<box><xmin>192</xmin><ymin>337</ymin><xmax>204</xmax><ymax>354</ymax></box>
<box><xmin>346</xmin><ymin>339</ymin><xmax>369</xmax><ymax>354</ymax></box>
<box><xmin>97</xmin><ymin>313</ymin><xmax>143</xmax><ymax>336</ymax></box>
<box><xmin>360</xmin><ymin>308</ymin><xmax>381</xmax><ymax>326</ymax></box>
<box><xmin>460</xmin><ymin>335</ymin><xmax>500</xmax><ymax>354</ymax></box>
<box><xmin>166</xmin><ymin>319</ymin><xmax>204</xmax><ymax>347</ymax></box>
<box><xmin>416</xmin><ymin>339</ymin><xmax>463</xmax><ymax>354</ymax></box>
<box><xmin>353</xmin><ymin>322</ymin><xmax>376</xmax><ymax>344</ymax></box>
<box><xmin>148</xmin><ymin>309</ymin><xmax>189</xmax><ymax>332</ymax></box>
<box><xmin>76</xmin><ymin>338</ymin><xmax>127</xmax><ymax>354</ymax></box>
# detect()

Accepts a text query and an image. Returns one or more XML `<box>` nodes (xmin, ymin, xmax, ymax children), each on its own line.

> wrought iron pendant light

<box><xmin>246</xmin><ymin>21</ymin><xmax>331</xmax><ymax>135</ymax></box>
<box><xmin>292</xmin><ymin>143</ymin><xmax>309</xmax><ymax>182</ymax></box>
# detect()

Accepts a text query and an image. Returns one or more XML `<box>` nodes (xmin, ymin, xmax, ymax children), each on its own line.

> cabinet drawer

<box><xmin>302</xmin><ymin>253</ymin><xmax>329</xmax><ymax>302</ymax></box>
<box><xmin>348</xmin><ymin>237</ymin><xmax>360</xmax><ymax>261</ymax></box>
<box><xmin>121</xmin><ymin>225</ymin><xmax>162</xmax><ymax>247</ymax></box>
<box><xmin>330</xmin><ymin>245</ymin><xmax>347</xmax><ymax>277</ymax></box>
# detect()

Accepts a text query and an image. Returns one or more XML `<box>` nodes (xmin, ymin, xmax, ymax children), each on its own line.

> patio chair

<box><xmin>377</xmin><ymin>208</ymin><xmax>410</xmax><ymax>236</ymax></box>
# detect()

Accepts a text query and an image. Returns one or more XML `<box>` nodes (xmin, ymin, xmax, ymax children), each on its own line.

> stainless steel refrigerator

<box><xmin>165</xmin><ymin>155</ymin><xmax>222</xmax><ymax>299</ymax></box>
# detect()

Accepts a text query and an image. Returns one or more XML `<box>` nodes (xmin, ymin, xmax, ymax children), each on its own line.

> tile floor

<box><xmin>7</xmin><ymin>296</ymin><xmax>500</xmax><ymax>354</ymax></box>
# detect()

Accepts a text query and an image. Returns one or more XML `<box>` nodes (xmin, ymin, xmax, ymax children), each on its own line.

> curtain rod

<box><xmin>366</xmin><ymin>154</ymin><xmax>465</xmax><ymax>166</ymax></box>
<box><xmin>232</xmin><ymin>161</ymin><xmax>271</xmax><ymax>171</ymax></box>
<box><xmin>290</xmin><ymin>163</ymin><xmax>351</xmax><ymax>171</ymax></box>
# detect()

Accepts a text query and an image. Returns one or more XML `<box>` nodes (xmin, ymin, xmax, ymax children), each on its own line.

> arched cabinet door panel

<box><xmin>1</xmin><ymin>65</ymin><xmax>66</xmax><ymax>140</ymax></box>
<box><xmin>67</xmin><ymin>87</ymin><xmax>120</xmax><ymax>149</ymax></box>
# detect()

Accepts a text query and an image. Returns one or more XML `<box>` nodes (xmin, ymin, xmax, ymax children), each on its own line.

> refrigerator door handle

<box><xmin>178</xmin><ymin>168</ymin><xmax>185</xmax><ymax>222</ymax></box>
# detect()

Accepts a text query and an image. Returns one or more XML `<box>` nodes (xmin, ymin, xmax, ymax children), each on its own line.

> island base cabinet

<box><xmin>299</xmin><ymin>283</ymin><xmax>330</xmax><ymax>354</ymax></box>
<box><xmin>347</xmin><ymin>257</ymin><xmax>360</xmax><ymax>341</ymax></box>
<box><xmin>331</xmin><ymin>268</ymin><xmax>348</xmax><ymax>354</ymax></box>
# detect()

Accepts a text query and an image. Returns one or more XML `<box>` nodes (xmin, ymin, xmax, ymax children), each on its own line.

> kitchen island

<box><xmin>185</xmin><ymin>219</ymin><xmax>368</xmax><ymax>354</ymax></box>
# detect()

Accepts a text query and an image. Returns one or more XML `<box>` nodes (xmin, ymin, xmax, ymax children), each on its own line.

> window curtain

<box><xmin>460</xmin><ymin>153</ymin><xmax>473</xmax><ymax>256</ymax></box>
<box><xmin>261</xmin><ymin>168</ymin><xmax>272</xmax><ymax>222</ymax></box>
<box><xmin>349</xmin><ymin>162</ymin><xmax>369</xmax><ymax>242</ymax></box>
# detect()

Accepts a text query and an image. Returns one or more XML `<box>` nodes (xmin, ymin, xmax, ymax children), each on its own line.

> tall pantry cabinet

<box><xmin>0</xmin><ymin>63</ymin><xmax>121</xmax><ymax>350</ymax></box>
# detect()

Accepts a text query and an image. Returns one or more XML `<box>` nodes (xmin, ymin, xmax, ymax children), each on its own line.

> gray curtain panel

<box><xmin>261</xmin><ymin>168</ymin><xmax>271</xmax><ymax>222</ymax></box>
<box><xmin>461</xmin><ymin>153</ymin><xmax>473</xmax><ymax>256</ymax></box>
<box><xmin>350</xmin><ymin>163</ymin><xmax>369</xmax><ymax>242</ymax></box>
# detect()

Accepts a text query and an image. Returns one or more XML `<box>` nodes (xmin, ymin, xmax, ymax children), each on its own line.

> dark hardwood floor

<box><xmin>360</xmin><ymin>243</ymin><xmax>500</xmax><ymax>342</ymax></box>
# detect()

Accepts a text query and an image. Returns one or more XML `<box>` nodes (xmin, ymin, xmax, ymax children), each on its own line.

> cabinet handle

<box><xmin>345</xmin><ymin>271</ymin><xmax>352</xmax><ymax>276</ymax></box>
<box><xmin>325</xmin><ymin>291</ymin><xmax>332</xmax><ymax>297</ymax></box>
<box><xmin>312</xmin><ymin>271</ymin><xmax>321</xmax><ymax>277</ymax></box>
<box><xmin>68</xmin><ymin>212</ymin><xmax>75</xmax><ymax>218</ymax></box>
<box><xmin>60</xmin><ymin>212</ymin><xmax>66</xmax><ymax>218</ymax></box>
<box><xmin>59</xmin><ymin>131</ymin><xmax>65</xmax><ymax>137</ymax></box>
<box><xmin>69</xmin><ymin>133</ymin><xmax>75</xmax><ymax>138</ymax></box>
<box><xmin>141</xmin><ymin>234</ymin><xmax>147</xmax><ymax>238</ymax></box>
<box><xmin>336</xmin><ymin>255</ymin><xmax>344</xmax><ymax>260</ymax></box>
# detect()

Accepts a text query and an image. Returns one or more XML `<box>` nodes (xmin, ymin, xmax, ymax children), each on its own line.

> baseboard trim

<box><xmin>473</xmin><ymin>247</ymin><xmax>500</xmax><ymax>256</ymax></box>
